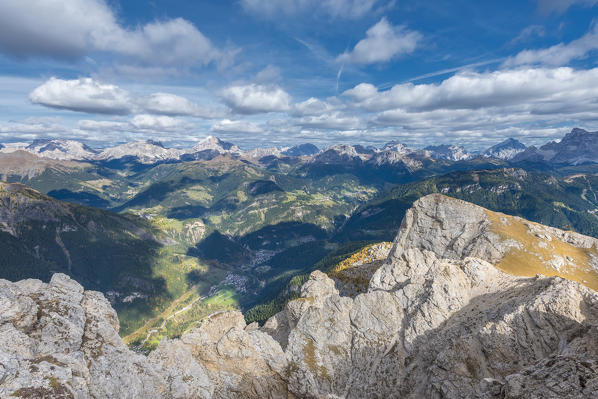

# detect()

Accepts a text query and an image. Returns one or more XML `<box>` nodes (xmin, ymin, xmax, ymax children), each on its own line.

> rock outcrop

<box><xmin>3</xmin><ymin>194</ymin><xmax>598</xmax><ymax>398</ymax></box>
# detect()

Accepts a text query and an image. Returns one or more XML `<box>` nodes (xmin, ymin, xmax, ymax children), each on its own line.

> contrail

<box><xmin>336</xmin><ymin>64</ymin><xmax>344</xmax><ymax>93</ymax></box>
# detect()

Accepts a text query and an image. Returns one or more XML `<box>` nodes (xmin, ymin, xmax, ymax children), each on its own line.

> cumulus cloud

<box><xmin>0</xmin><ymin>0</ymin><xmax>223</xmax><ymax>67</ymax></box>
<box><xmin>337</xmin><ymin>18</ymin><xmax>421</xmax><ymax>65</ymax></box>
<box><xmin>129</xmin><ymin>114</ymin><xmax>192</xmax><ymax>132</ymax></box>
<box><xmin>210</xmin><ymin>119</ymin><xmax>263</xmax><ymax>134</ymax></box>
<box><xmin>221</xmin><ymin>84</ymin><xmax>291</xmax><ymax>114</ymax></box>
<box><xmin>30</xmin><ymin>77</ymin><xmax>223</xmax><ymax>118</ymax></box>
<box><xmin>505</xmin><ymin>24</ymin><xmax>598</xmax><ymax>67</ymax></box>
<box><xmin>343</xmin><ymin>67</ymin><xmax>598</xmax><ymax>112</ymax></box>
<box><xmin>536</xmin><ymin>0</ymin><xmax>598</xmax><ymax>14</ymax></box>
<box><xmin>297</xmin><ymin>112</ymin><xmax>364</xmax><ymax>130</ymax></box>
<box><xmin>141</xmin><ymin>93</ymin><xmax>225</xmax><ymax>118</ymax></box>
<box><xmin>29</xmin><ymin>77</ymin><xmax>132</xmax><ymax>115</ymax></box>
<box><xmin>292</xmin><ymin>98</ymin><xmax>336</xmax><ymax>116</ymax></box>
<box><xmin>241</xmin><ymin>0</ymin><xmax>385</xmax><ymax>19</ymax></box>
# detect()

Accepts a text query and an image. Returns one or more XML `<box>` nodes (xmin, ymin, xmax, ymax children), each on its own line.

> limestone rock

<box><xmin>154</xmin><ymin>311</ymin><xmax>288</xmax><ymax>399</ymax></box>
<box><xmin>0</xmin><ymin>274</ymin><xmax>167</xmax><ymax>399</ymax></box>
<box><xmin>329</xmin><ymin>242</ymin><xmax>392</xmax><ymax>297</ymax></box>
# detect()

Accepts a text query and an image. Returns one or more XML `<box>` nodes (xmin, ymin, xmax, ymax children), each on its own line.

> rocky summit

<box><xmin>2</xmin><ymin>194</ymin><xmax>598</xmax><ymax>398</ymax></box>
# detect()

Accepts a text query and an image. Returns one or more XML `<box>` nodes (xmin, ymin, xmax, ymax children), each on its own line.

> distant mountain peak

<box><xmin>423</xmin><ymin>144</ymin><xmax>471</xmax><ymax>161</ymax></box>
<box><xmin>482</xmin><ymin>138</ymin><xmax>526</xmax><ymax>160</ymax></box>
<box><xmin>192</xmin><ymin>136</ymin><xmax>238</xmax><ymax>153</ymax></box>
<box><xmin>282</xmin><ymin>143</ymin><xmax>319</xmax><ymax>157</ymax></box>
<box><xmin>24</xmin><ymin>138</ymin><xmax>98</xmax><ymax>160</ymax></box>
<box><xmin>561</xmin><ymin>127</ymin><xmax>596</xmax><ymax>143</ymax></box>
<box><xmin>382</xmin><ymin>141</ymin><xmax>411</xmax><ymax>154</ymax></box>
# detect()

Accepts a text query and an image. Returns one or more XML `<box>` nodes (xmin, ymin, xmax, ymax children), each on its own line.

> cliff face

<box><xmin>3</xmin><ymin>194</ymin><xmax>598</xmax><ymax>398</ymax></box>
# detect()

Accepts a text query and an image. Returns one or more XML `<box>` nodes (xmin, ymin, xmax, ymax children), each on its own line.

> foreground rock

<box><xmin>3</xmin><ymin>194</ymin><xmax>598</xmax><ymax>398</ymax></box>
<box><xmin>0</xmin><ymin>275</ymin><xmax>283</xmax><ymax>399</ymax></box>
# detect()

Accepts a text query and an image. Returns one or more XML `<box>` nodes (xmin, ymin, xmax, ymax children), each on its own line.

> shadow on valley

<box><xmin>0</xmin><ymin>211</ymin><xmax>171</xmax><ymax>336</ymax></box>
<box><xmin>112</xmin><ymin>177</ymin><xmax>205</xmax><ymax>213</ymax></box>
<box><xmin>183</xmin><ymin>222</ymin><xmax>332</xmax><ymax>313</ymax></box>
<box><xmin>187</xmin><ymin>231</ymin><xmax>251</xmax><ymax>267</ymax></box>
<box><xmin>48</xmin><ymin>188</ymin><xmax>111</xmax><ymax>208</ymax></box>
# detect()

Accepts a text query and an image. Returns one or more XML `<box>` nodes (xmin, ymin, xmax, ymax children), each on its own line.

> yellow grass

<box><xmin>486</xmin><ymin>210</ymin><xmax>598</xmax><ymax>291</ymax></box>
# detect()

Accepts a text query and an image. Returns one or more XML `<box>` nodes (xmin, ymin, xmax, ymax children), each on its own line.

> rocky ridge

<box><xmin>2</xmin><ymin>194</ymin><xmax>598</xmax><ymax>398</ymax></box>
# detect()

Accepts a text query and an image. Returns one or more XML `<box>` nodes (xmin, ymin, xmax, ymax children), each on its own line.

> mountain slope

<box><xmin>2</xmin><ymin>196</ymin><xmax>598</xmax><ymax>398</ymax></box>
<box><xmin>0</xmin><ymin>181</ymin><xmax>209</xmax><ymax>334</ymax></box>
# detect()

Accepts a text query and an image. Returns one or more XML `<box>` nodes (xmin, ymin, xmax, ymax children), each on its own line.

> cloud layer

<box><xmin>536</xmin><ymin>0</ymin><xmax>598</xmax><ymax>14</ymax></box>
<box><xmin>241</xmin><ymin>0</ymin><xmax>385</xmax><ymax>19</ymax></box>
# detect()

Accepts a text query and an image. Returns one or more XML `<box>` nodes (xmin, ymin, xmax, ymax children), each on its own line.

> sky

<box><xmin>0</xmin><ymin>0</ymin><xmax>597</xmax><ymax>150</ymax></box>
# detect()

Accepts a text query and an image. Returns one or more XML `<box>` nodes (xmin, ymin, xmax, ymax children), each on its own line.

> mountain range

<box><xmin>4</xmin><ymin>128</ymin><xmax>598</xmax><ymax>168</ymax></box>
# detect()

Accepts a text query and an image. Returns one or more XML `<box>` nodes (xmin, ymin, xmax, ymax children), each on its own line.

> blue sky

<box><xmin>0</xmin><ymin>0</ymin><xmax>597</xmax><ymax>150</ymax></box>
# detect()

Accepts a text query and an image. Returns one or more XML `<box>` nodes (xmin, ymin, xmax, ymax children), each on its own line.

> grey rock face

<box><xmin>3</xmin><ymin>194</ymin><xmax>598</xmax><ymax>398</ymax></box>
<box><xmin>152</xmin><ymin>311</ymin><xmax>287</xmax><ymax>399</ymax></box>
<box><xmin>0</xmin><ymin>274</ymin><xmax>167</xmax><ymax>399</ymax></box>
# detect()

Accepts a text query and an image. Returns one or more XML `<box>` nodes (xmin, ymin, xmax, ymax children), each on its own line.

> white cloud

<box><xmin>338</xmin><ymin>67</ymin><xmax>598</xmax><ymax>149</ymax></box>
<box><xmin>0</xmin><ymin>119</ymin><xmax>65</xmax><ymax>135</ymax></box>
<box><xmin>211</xmin><ymin>119</ymin><xmax>263</xmax><ymax>134</ymax></box>
<box><xmin>77</xmin><ymin>120</ymin><xmax>129</xmax><ymax>131</ymax></box>
<box><xmin>129</xmin><ymin>114</ymin><xmax>192</xmax><ymax>132</ymax></box>
<box><xmin>30</xmin><ymin>77</ymin><xmax>223</xmax><ymax>118</ymax></box>
<box><xmin>0</xmin><ymin>0</ymin><xmax>223</xmax><ymax>67</ymax></box>
<box><xmin>221</xmin><ymin>84</ymin><xmax>291</xmax><ymax>114</ymax></box>
<box><xmin>241</xmin><ymin>0</ymin><xmax>384</xmax><ymax>19</ymax></box>
<box><xmin>77</xmin><ymin>115</ymin><xmax>193</xmax><ymax>135</ymax></box>
<box><xmin>343</xmin><ymin>67</ymin><xmax>598</xmax><ymax>112</ymax></box>
<box><xmin>254</xmin><ymin>65</ymin><xmax>282</xmax><ymax>84</ymax></box>
<box><xmin>292</xmin><ymin>98</ymin><xmax>336</xmax><ymax>116</ymax></box>
<box><xmin>337</xmin><ymin>18</ymin><xmax>421</xmax><ymax>65</ymax></box>
<box><xmin>505</xmin><ymin>24</ymin><xmax>598</xmax><ymax>66</ymax></box>
<box><xmin>297</xmin><ymin>112</ymin><xmax>363</xmax><ymax>130</ymax></box>
<box><xmin>509</xmin><ymin>25</ymin><xmax>545</xmax><ymax>45</ymax></box>
<box><xmin>536</xmin><ymin>0</ymin><xmax>598</xmax><ymax>14</ymax></box>
<box><xmin>29</xmin><ymin>77</ymin><xmax>133</xmax><ymax>115</ymax></box>
<box><xmin>141</xmin><ymin>93</ymin><xmax>225</xmax><ymax>118</ymax></box>
<box><xmin>105</xmin><ymin>18</ymin><xmax>220</xmax><ymax>67</ymax></box>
